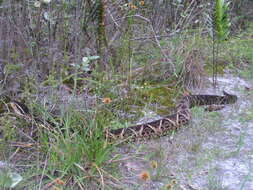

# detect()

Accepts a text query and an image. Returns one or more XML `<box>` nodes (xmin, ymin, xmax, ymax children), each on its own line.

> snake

<box><xmin>4</xmin><ymin>91</ymin><xmax>237</xmax><ymax>142</ymax></box>
<box><xmin>105</xmin><ymin>91</ymin><xmax>237</xmax><ymax>141</ymax></box>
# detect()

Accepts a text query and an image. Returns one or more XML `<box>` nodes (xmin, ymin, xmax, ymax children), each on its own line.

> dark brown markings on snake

<box><xmin>107</xmin><ymin>91</ymin><xmax>237</xmax><ymax>141</ymax></box>
<box><xmin>8</xmin><ymin>91</ymin><xmax>237</xmax><ymax>142</ymax></box>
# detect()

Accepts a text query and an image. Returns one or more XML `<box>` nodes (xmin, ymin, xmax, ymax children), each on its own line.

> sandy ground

<box><xmin>116</xmin><ymin>73</ymin><xmax>253</xmax><ymax>190</ymax></box>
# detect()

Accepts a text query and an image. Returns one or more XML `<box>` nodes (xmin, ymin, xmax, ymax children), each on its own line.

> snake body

<box><xmin>6</xmin><ymin>91</ymin><xmax>237</xmax><ymax>141</ymax></box>
<box><xmin>105</xmin><ymin>91</ymin><xmax>237</xmax><ymax>140</ymax></box>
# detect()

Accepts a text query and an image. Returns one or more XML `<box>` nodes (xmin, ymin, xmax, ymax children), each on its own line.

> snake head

<box><xmin>222</xmin><ymin>91</ymin><xmax>238</xmax><ymax>104</ymax></box>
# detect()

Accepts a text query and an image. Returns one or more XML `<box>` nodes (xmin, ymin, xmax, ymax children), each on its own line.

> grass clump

<box><xmin>35</xmin><ymin>109</ymin><xmax>115</xmax><ymax>189</ymax></box>
<box><xmin>0</xmin><ymin>101</ymin><xmax>117</xmax><ymax>189</ymax></box>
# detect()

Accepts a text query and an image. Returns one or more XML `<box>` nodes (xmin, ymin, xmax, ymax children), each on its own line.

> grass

<box><xmin>207</xmin><ymin>168</ymin><xmax>224</xmax><ymax>190</ymax></box>
<box><xmin>36</xmin><ymin>109</ymin><xmax>115</xmax><ymax>189</ymax></box>
<box><xmin>0</xmin><ymin>100</ymin><xmax>117</xmax><ymax>189</ymax></box>
<box><xmin>0</xmin><ymin>20</ymin><xmax>253</xmax><ymax>189</ymax></box>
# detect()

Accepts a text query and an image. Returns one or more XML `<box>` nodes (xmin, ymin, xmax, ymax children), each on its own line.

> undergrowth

<box><xmin>0</xmin><ymin>20</ymin><xmax>252</xmax><ymax>189</ymax></box>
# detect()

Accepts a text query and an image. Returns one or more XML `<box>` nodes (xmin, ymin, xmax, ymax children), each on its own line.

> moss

<box><xmin>96</xmin><ymin>82</ymin><xmax>181</xmax><ymax>128</ymax></box>
<box><xmin>133</xmin><ymin>85</ymin><xmax>180</xmax><ymax>115</ymax></box>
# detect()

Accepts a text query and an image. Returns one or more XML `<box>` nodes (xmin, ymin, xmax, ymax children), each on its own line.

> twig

<box><xmin>92</xmin><ymin>163</ymin><xmax>105</xmax><ymax>190</ymax></box>
<box><xmin>150</xmin><ymin>24</ymin><xmax>175</xmax><ymax>76</ymax></box>
<box><xmin>40</xmin><ymin>149</ymin><xmax>50</xmax><ymax>190</ymax></box>
<box><xmin>130</xmin><ymin>30</ymin><xmax>180</xmax><ymax>41</ymax></box>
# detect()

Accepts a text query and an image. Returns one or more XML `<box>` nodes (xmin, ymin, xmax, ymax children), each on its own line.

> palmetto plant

<box><xmin>212</xmin><ymin>0</ymin><xmax>231</xmax><ymax>86</ymax></box>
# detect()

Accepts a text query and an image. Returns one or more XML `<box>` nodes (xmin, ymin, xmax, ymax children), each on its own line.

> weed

<box><xmin>10</xmin><ymin>102</ymin><xmax>116</xmax><ymax>189</ymax></box>
<box><xmin>0</xmin><ymin>1</ymin><xmax>252</xmax><ymax>188</ymax></box>
<box><xmin>207</xmin><ymin>171</ymin><xmax>223</xmax><ymax>190</ymax></box>
<box><xmin>0</xmin><ymin>169</ymin><xmax>13</xmax><ymax>188</ymax></box>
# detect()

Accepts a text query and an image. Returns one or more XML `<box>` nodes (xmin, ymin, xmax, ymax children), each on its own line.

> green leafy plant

<box><xmin>214</xmin><ymin>0</ymin><xmax>231</xmax><ymax>42</ymax></box>
<box><xmin>212</xmin><ymin>0</ymin><xmax>231</xmax><ymax>85</ymax></box>
<box><xmin>71</xmin><ymin>55</ymin><xmax>100</xmax><ymax>72</ymax></box>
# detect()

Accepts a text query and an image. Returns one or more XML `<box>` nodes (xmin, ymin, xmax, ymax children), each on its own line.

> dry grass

<box><xmin>0</xmin><ymin>0</ymin><xmax>252</xmax><ymax>188</ymax></box>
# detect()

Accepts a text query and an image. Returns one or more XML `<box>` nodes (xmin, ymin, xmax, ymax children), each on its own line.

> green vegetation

<box><xmin>0</xmin><ymin>0</ymin><xmax>252</xmax><ymax>189</ymax></box>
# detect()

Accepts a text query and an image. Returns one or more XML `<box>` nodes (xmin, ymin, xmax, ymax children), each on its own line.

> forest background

<box><xmin>0</xmin><ymin>0</ymin><xmax>253</xmax><ymax>189</ymax></box>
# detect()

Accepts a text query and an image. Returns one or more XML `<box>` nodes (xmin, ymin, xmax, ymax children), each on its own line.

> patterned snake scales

<box><xmin>8</xmin><ymin>91</ymin><xmax>237</xmax><ymax>141</ymax></box>
<box><xmin>105</xmin><ymin>91</ymin><xmax>237</xmax><ymax>141</ymax></box>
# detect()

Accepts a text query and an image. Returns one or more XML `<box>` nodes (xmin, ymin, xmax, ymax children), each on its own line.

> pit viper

<box><xmin>5</xmin><ymin>91</ymin><xmax>237</xmax><ymax>141</ymax></box>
